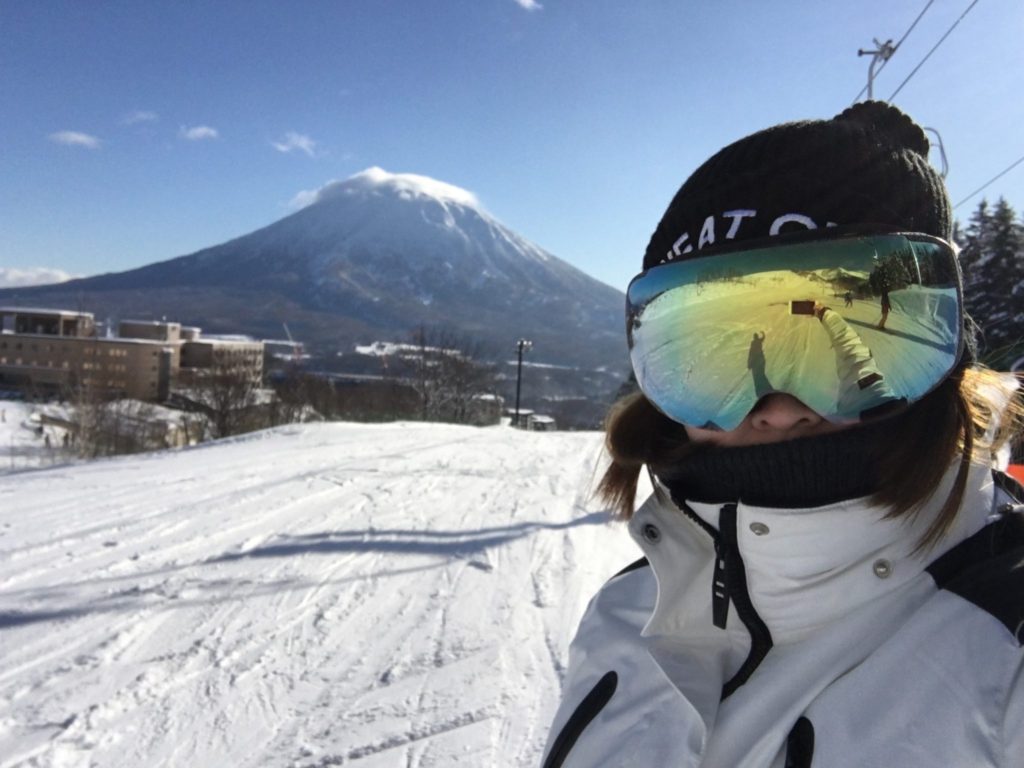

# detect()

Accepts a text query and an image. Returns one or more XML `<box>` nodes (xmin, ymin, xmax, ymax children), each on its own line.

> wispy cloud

<box><xmin>287</xmin><ymin>180</ymin><xmax>339</xmax><ymax>210</ymax></box>
<box><xmin>272</xmin><ymin>131</ymin><xmax>317</xmax><ymax>158</ymax></box>
<box><xmin>512</xmin><ymin>0</ymin><xmax>542</xmax><ymax>10</ymax></box>
<box><xmin>49</xmin><ymin>131</ymin><xmax>101</xmax><ymax>149</ymax></box>
<box><xmin>0</xmin><ymin>267</ymin><xmax>78</xmax><ymax>288</ymax></box>
<box><xmin>179</xmin><ymin>125</ymin><xmax>219</xmax><ymax>141</ymax></box>
<box><xmin>123</xmin><ymin>110</ymin><xmax>159</xmax><ymax>125</ymax></box>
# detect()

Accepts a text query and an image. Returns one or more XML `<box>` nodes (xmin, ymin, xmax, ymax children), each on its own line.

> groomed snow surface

<box><xmin>0</xmin><ymin>415</ymin><xmax>641</xmax><ymax>767</ymax></box>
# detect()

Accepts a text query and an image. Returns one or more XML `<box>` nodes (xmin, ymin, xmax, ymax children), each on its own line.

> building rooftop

<box><xmin>121</xmin><ymin>319</ymin><xmax>181</xmax><ymax>326</ymax></box>
<box><xmin>191</xmin><ymin>335</ymin><xmax>260</xmax><ymax>345</ymax></box>
<box><xmin>0</xmin><ymin>306</ymin><xmax>94</xmax><ymax>318</ymax></box>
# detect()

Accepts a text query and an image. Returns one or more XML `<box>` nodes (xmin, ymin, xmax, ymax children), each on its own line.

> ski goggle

<box><xmin>626</xmin><ymin>228</ymin><xmax>963</xmax><ymax>431</ymax></box>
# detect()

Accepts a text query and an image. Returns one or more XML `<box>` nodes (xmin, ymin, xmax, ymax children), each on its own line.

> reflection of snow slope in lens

<box><xmin>634</xmin><ymin>271</ymin><xmax>843</xmax><ymax>426</ymax></box>
<box><xmin>858</xmin><ymin>286</ymin><xmax>958</xmax><ymax>398</ymax></box>
<box><xmin>631</xmin><ymin>273</ymin><xmax>958</xmax><ymax>425</ymax></box>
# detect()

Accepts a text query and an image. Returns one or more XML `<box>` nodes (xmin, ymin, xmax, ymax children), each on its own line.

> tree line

<box><xmin>955</xmin><ymin>197</ymin><xmax>1024</xmax><ymax>369</ymax></box>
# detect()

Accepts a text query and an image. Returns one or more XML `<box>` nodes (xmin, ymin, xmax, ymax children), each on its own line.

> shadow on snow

<box><xmin>207</xmin><ymin>511</ymin><xmax>613</xmax><ymax>562</ymax></box>
<box><xmin>0</xmin><ymin>511</ymin><xmax>614</xmax><ymax>629</ymax></box>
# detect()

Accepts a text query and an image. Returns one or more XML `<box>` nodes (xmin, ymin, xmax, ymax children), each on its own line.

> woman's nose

<box><xmin>747</xmin><ymin>393</ymin><xmax>825</xmax><ymax>432</ymax></box>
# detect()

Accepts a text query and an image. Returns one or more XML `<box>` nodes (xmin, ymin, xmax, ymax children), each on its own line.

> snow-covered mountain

<box><xmin>0</xmin><ymin>415</ymin><xmax>643</xmax><ymax>766</ymax></box>
<box><xmin>0</xmin><ymin>169</ymin><xmax>627</xmax><ymax>375</ymax></box>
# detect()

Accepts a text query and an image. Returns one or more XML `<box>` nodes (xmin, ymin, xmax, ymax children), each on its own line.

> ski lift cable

<box><xmin>851</xmin><ymin>0</ymin><xmax>936</xmax><ymax>105</ymax></box>
<box><xmin>953</xmin><ymin>153</ymin><xmax>1024</xmax><ymax>209</ymax></box>
<box><xmin>888</xmin><ymin>0</ymin><xmax>981</xmax><ymax>101</ymax></box>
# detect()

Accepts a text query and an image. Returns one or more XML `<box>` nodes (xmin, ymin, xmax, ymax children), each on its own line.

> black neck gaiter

<box><xmin>655</xmin><ymin>419</ymin><xmax>897</xmax><ymax>509</ymax></box>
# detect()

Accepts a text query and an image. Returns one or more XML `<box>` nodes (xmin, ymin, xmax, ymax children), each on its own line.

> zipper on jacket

<box><xmin>673</xmin><ymin>496</ymin><xmax>730</xmax><ymax>628</ymax></box>
<box><xmin>670</xmin><ymin>495</ymin><xmax>774</xmax><ymax>695</ymax></box>
<box><xmin>712</xmin><ymin>540</ymin><xmax>731</xmax><ymax>629</ymax></box>
<box><xmin>718</xmin><ymin>502</ymin><xmax>774</xmax><ymax>698</ymax></box>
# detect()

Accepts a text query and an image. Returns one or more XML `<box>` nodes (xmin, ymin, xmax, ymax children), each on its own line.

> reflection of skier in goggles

<box><xmin>811</xmin><ymin>300</ymin><xmax>903</xmax><ymax>419</ymax></box>
<box><xmin>543</xmin><ymin>101</ymin><xmax>1024</xmax><ymax>768</ymax></box>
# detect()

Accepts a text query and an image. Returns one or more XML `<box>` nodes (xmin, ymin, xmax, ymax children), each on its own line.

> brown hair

<box><xmin>597</xmin><ymin>367</ymin><xmax>1023</xmax><ymax>551</ymax></box>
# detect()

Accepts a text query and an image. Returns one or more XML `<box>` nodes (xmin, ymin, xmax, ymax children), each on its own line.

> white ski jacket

<box><xmin>541</xmin><ymin>462</ymin><xmax>1024</xmax><ymax>767</ymax></box>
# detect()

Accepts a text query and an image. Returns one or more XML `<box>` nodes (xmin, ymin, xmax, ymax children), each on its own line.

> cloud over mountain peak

<box><xmin>300</xmin><ymin>167</ymin><xmax>482</xmax><ymax>211</ymax></box>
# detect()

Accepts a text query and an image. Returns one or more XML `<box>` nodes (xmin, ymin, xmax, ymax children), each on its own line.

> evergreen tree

<box><xmin>957</xmin><ymin>199</ymin><xmax>990</xmax><ymax>291</ymax></box>
<box><xmin>955</xmin><ymin>198</ymin><xmax>1024</xmax><ymax>366</ymax></box>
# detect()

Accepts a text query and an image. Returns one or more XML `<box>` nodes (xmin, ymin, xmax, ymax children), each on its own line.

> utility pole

<box><xmin>514</xmin><ymin>338</ymin><xmax>532</xmax><ymax>428</ymax></box>
<box><xmin>857</xmin><ymin>38</ymin><xmax>895</xmax><ymax>100</ymax></box>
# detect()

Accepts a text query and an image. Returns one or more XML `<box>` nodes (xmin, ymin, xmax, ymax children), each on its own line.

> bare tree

<box><xmin>63</xmin><ymin>349</ymin><xmax>111</xmax><ymax>458</ymax></box>
<box><xmin>401</xmin><ymin>327</ymin><xmax>499</xmax><ymax>424</ymax></box>
<box><xmin>186</xmin><ymin>363</ymin><xmax>263</xmax><ymax>438</ymax></box>
<box><xmin>268</xmin><ymin>368</ymin><xmax>321</xmax><ymax>426</ymax></box>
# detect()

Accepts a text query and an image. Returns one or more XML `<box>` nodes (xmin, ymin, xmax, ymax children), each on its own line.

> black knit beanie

<box><xmin>643</xmin><ymin>101</ymin><xmax>953</xmax><ymax>270</ymax></box>
<box><xmin>646</xmin><ymin>103</ymin><xmax>969</xmax><ymax>508</ymax></box>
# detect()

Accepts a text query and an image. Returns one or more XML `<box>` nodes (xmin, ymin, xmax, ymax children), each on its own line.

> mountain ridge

<box><xmin>0</xmin><ymin>168</ymin><xmax>629</xmax><ymax>381</ymax></box>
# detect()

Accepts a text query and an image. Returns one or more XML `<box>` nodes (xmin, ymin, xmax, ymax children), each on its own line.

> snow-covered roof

<box><xmin>0</xmin><ymin>306</ymin><xmax>93</xmax><ymax>318</ymax></box>
<box><xmin>188</xmin><ymin>335</ymin><xmax>261</xmax><ymax>346</ymax></box>
<box><xmin>120</xmin><ymin>319</ymin><xmax>181</xmax><ymax>327</ymax></box>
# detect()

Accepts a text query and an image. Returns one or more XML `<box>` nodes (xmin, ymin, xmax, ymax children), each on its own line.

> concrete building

<box><xmin>0</xmin><ymin>308</ymin><xmax>175</xmax><ymax>401</ymax></box>
<box><xmin>178</xmin><ymin>336</ymin><xmax>264</xmax><ymax>385</ymax></box>
<box><xmin>119</xmin><ymin>319</ymin><xmax>182</xmax><ymax>343</ymax></box>
<box><xmin>0</xmin><ymin>307</ymin><xmax>264</xmax><ymax>402</ymax></box>
<box><xmin>1</xmin><ymin>307</ymin><xmax>95</xmax><ymax>338</ymax></box>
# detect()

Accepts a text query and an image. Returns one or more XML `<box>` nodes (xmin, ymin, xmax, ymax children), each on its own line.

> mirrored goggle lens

<box><xmin>626</xmin><ymin>232</ymin><xmax>963</xmax><ymax>431</ymax></box>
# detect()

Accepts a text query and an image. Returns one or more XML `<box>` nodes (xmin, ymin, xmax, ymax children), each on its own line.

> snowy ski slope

<box><xmin>0</xmin><ymin>420</ymin><xmax>642</xmax><ymax>767</ymax></box>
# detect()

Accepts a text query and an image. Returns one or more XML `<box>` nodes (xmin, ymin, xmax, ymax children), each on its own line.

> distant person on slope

<box><xmin>541</xmin><ymin>102</ymin><xmax>1024</xmax><ymax>768</ymax></box>
<box><xmin>877</xmin><ymin>285</ymin><xmax>892</xmax><ymax>329</ymax></box>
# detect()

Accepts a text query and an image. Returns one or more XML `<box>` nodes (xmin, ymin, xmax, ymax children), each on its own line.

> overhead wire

<box><xmin>845</xmin><ymin>0</ymin><xmax>1019</xmax><ymax>213</ymax></box>
<box><xmin>871</xmin><ymin>0</ymin><xmax>1019</xmax><ymax>211</ymax></box>
<box><xmin>953</xmin><ymin>154</ymin><xmax>1024</xmax><ymax>209</ymax></box>
<box><xmin>851</xmin><ymin>0</ymin><xmax>936</xmax><ymax>104</ymax></box>
<box><xmin>888</xmin><ymin>0</ymin><xmax>981</xmax><ymax>101</ymax></box>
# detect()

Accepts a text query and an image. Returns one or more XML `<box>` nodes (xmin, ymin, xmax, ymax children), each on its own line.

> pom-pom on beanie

<box><xmin>642</xmin><ymin>101</ymin><xmax>953</xmax><ymax>271</ymax></box>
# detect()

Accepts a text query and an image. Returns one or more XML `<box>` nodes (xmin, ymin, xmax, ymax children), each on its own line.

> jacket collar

<box><xmin>629</xmin><ymin>460</ymin><xmax>996</xmax><ymax>645</ymax></box>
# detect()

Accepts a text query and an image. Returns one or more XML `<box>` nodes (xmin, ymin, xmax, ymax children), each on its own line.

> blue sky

<box><xmin>2</xmin><ymin>0</ymin><xmax>1023</xmax><ymax>293</ymax></box>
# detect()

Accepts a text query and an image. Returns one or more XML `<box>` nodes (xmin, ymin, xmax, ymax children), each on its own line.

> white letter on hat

<box><xmin>723</xmin><ymin>210</ymin><xmax>756</xmax><ymax>239</ymax></box>
<box><xmin>698</xmin><ymin>216</ymin><xmax>716</xmax><ymax>249</ymax></box>
<box><xmin>670</xmin><ymin>232</ymin><xmax>693</xmax><ymax>258</ymax></box>
<box><xmin>769</xmin><ymin>213</ymin><xmax>817</xmax><ymax>235</ymax></box>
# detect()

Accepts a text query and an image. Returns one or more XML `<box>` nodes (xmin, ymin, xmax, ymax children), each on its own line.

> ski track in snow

<box><xmin>0</xmin><ymin>421</ymin><xmax>641</xmax><ymax>767</ymax></box>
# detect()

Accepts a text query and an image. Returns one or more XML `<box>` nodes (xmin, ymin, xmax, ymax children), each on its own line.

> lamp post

<box><xmin>514</xmin><ymin>338</ymin><xmax>532</xmax><ymax>428</ymax></box>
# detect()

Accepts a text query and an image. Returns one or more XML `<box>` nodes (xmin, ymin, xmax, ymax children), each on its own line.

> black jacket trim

<box><xmin>719</xmin><ymin>503</ymin><xmax>774</xmax><ymax>698</ymax></box>
<box><xmin>784</xmin><ymin>716</ymin><xmax>815</xmax><ymax>768</ymax></box>
<box><xmin>611</xmin><ymin>557</ymin><xmax>649</xmax><ymax>581</ymax></box>
<box><xmin>542</xmin><ymin>671</ymin><xmax>618</xmax><ymax>768</ymax></box>
<box><xmin>926</xmin><ymin>511</ymin><xmax>1024</xmax><ymax>645</ymax></box>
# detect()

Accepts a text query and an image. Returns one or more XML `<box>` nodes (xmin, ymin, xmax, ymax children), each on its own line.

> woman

<box><xmin>542</xmin><ymin>102</ymin><xmax>1023</xmax><ymax>768</ymax></box>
